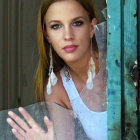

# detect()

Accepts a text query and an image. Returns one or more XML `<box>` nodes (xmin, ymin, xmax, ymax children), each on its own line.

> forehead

<box><xmin>44</xmin><ymin>0</ymin><xmax>89</xmax><ymax>23</ymax></box>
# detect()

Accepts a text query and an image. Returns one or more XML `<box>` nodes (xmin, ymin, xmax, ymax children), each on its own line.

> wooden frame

<box><xmin>107</xmin><ymin>0</ymin><xmax>139</xmax><ymax>139</ymax></box>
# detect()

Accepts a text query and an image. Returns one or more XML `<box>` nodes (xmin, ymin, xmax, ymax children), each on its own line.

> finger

<box><xmin>18</xmin><ymin>107</ymin><xmax>38</xmax><ymax>128</ymax></box>
<box><xmin>12</xmin><ymin>128</ymin><xmax>25</xmax><ymax>140</ymax></box>
<box><xmin>8</xmin><ymin>111</ymin><xmax>29</xmax><ymax>131</ymax></box>
<box><xmin>7</xmin><ymin>118</ymin><xmax>26</xmax><ymax>136</ymax></box>
<box><xmin>44</xmin><ymin>116</ymin><xmax>54</xmax><ymax>134</ymax></box>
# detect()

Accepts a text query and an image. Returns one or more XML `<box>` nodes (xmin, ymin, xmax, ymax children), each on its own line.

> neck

<box><xmin>68</xmin><ymin>56</ymin><xmax>90</xmax><ymax>82</ymax></box>
<box><xmin>66</xmin><ymin>48</ymin><xmax>99</xmax><ymax>83</ymax></box>
<box><xmin>66</xmin><ymin>48</ymin><xmax>90</xmax><ymax>83</ymax></box>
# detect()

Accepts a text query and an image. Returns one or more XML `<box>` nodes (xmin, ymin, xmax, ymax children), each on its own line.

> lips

<box><xmin>63</xmin><ymin>45</ymin><xmax>78</xmax><ymax>53</ymax></box>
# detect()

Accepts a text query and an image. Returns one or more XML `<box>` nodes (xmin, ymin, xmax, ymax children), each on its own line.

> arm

<box><xmin>44</xmin><ymin>73</ymin><xmax>75</xmax><ymax>140</ymax></box>
<box><xmin>46</xmin><ymin>102</ymin><xmax>75</xmax><ymax>140</ymax></box>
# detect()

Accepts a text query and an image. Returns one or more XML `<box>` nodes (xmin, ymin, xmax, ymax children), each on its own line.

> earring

<box><xmin>47</xmin><ymin>46</ymin><xmax>58</xmax><ymax>95</ymax></box>
<box><xmin>86</xmin><ymin>40</ymin><xmax>96</xmax><ymax>90</ymax></box>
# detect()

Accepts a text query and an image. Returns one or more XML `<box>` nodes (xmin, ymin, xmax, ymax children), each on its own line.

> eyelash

<box><xmin>72</xmin><ymin>20</ymin><xmax>84</xmax><ymax>26</ymax></box>
<box><xmin>50</xmin><ymin>20</ymin><xmax>84</xmax><ymax>30</ymax></box>
<box><xmin>50</xmin><ymin>24</ymin><xmax>61</xmax><ymax>30</ymax></box>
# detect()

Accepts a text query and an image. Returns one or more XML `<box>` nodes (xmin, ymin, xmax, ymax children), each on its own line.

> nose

<box><xmin>64</xmin><ymin>26</ymin><xmax>74</xmax><ymax>41</ymax></box>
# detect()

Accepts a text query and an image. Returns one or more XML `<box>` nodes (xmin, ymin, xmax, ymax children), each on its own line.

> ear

<box><xmin>90</xmin><ymin>18</ymin><xmax>97</xmax><ymax>38</ymax></box>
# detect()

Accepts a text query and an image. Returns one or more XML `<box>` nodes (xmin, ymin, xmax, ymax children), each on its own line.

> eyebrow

<box><xmin>48</xmin><ymin>16</ymin><xmax>87</xmax><ymax>24</ymax></box>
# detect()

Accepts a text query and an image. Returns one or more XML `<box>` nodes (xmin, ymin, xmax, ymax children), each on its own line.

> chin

<box><xmin>63</xmin><ymin>55</ymin><xmax>81</xmax><ymax>64</ymax></box>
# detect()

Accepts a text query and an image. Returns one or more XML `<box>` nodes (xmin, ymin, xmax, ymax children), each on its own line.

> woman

<box><xmin>7</xmin><ymin>0</ymin><xmax>107</xmax><ymax>139</ymax></box>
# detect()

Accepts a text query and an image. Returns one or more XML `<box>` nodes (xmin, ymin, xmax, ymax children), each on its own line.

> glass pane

<box><xmin>0</xmin><ymin>0</ymin><xmax>107</xmax><ymax>139</ymax></box>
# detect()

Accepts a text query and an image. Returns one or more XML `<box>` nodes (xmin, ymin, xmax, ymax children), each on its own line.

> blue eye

<box><xmin>51</xmin><ymin>24</ymin><xmax>61</xmax><ymax>30</ymax></box>
<box><xmin>72</xmin><ymin>20</ymin><xmax>84</xmax><ymax>26</ymax></box>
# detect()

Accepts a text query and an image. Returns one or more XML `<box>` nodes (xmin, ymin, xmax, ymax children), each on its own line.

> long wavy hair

<box><xmin>35</xmin><ymin>0</ymin><xmax>97</xmax><ymax>101</ymax></box>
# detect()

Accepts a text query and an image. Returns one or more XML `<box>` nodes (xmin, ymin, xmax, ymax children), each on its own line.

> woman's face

<box><xmin>44</xmin><ymin>0</ymin><xmax>96</xmax><ymax>63</ymax></box>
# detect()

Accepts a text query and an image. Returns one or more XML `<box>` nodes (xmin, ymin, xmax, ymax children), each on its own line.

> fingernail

<box><xmin>18</xmin><ymin>107</ymin><xmax>21</xmax><ymax>110</ymax></box>
<box><xmin>7</xmin><ymin>118</ymin><xmax>11</xmax><ymax>123</ymax></box>
<box><xmin>44</xmin><ymin>116</ymin><xmax>49</xmax><ymax>121</ymax></box>
<box><xmin>18</xmin><ymin>107</ymin><xmax>23</xmax><ymax>112</ymax></box>
<box><xmin>8</xmin><ymin>111</ymin><xmax>13</xmax><ymax>116</ymax></box>
<box><xmin>12</xmin><ymin>128</ymin><xmax>16</xmax><ymax>133</ymax></box>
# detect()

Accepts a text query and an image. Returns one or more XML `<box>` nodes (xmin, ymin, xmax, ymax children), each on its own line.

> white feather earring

<box><xmin>86</xmin><ymin>40</ymin><xmax>96</xmax><ymax>90</ymax></box>
<box><xmin>47</xmin><ymin>46</ymin><xmax>58</xmax><ymax>95</ymax></box>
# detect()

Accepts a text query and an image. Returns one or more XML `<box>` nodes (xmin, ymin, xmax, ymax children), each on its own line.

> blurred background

<box><xmin>0</xmin><ymin>0</ymin><xmax>106</xmax><ymax>110</ymax></box>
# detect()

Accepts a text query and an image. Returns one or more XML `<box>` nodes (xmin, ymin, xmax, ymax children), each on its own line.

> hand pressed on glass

<box><xmin>7</xmin><ymin>107</ymin><xmax>56</xmax><ymax>140</ymax></box>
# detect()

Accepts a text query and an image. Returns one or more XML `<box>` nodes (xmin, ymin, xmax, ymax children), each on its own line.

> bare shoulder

<box><xmin>44</xmin><ymin>72</ymin><xmax>72</xmax><ymax>109</ymax></box>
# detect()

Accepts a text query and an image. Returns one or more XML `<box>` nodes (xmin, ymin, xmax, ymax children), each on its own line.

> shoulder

<box><xmin>44</xmin><ymin>72</ymin><xmax>72</xmax><ymax>109</ymax></box>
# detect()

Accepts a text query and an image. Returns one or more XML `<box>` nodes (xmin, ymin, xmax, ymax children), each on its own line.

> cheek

<box><xmin>76</xmin><ymin>28</ymin><xmax>91</xmax><ymax>44</ymax></box>
<box><xmin>47</xmin><ymin>31</ymin><xmax>61</xmax><ymax>48</ymax></box>
<box><xmin>49</xmin><ymin>36</ymin><xmax>63</xmax><ymax>56</ymax></box>
<box><xmin>76</xmin><ymin>26</ymin><xmax>91</xmax><ymax>38</ymax></box>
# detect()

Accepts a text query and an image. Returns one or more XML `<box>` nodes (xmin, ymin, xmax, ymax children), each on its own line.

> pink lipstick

<box><xmin>63</xmin><ymin>45</ymin><xmax>77</xmax><ymax>53</ymax></box>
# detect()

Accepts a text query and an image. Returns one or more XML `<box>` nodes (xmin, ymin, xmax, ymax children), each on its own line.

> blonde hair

<box><xmin>35</xmin><ymin>0</ymin><xmax>97</xmax><ymax>101</ymax></box>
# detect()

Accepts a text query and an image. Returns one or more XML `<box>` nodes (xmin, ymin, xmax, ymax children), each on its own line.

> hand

<box><xmin>7</xmin><ymin>107</ymin><xmax>56</xmax><ymax>140</ymax></box>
